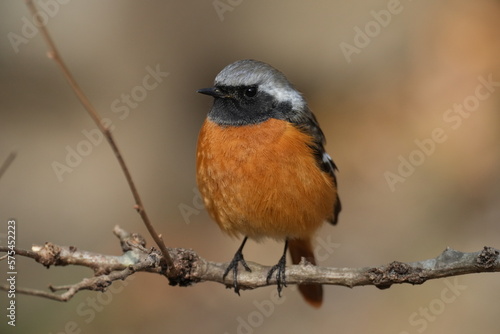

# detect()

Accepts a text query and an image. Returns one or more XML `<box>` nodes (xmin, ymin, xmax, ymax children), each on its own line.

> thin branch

<box><xmin>1</xmin><ymin>259</ymin><xmax>156</xmax><ymax>302</ymax></box>
<box><xmin>1</xmin><ymin>226</ymin><xmax>498</xmax><ymax>301</ymax></box>
<box><xmin>0</xmin><ymin>151</ymin><xmax>17</xmax><ymax>180</ymax></box>
<box><xmin>24</xmin><ymin>0</ymin><xmax>173</xmax><ymax>271</ymax></box>
<box><xmin>0</xmin><ymin>226</ymin><xmax>162</xmax><ymax>301</ymax></box>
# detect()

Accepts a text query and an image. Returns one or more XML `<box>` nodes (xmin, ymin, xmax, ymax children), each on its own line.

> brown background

<box><xmin>0</xmin><ymin>1</ymin><xmax>499</xmax><ymax>333</ymax></box>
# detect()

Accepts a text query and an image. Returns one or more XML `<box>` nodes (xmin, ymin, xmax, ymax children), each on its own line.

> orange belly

<box><xmin>196</xmin><ymin>118</ymin><xmax>335</xmax><ymax>240</ymax></box>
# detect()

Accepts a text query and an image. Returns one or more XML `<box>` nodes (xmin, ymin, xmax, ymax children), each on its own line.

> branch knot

<box><xmin>167</xmin><ymin>248</ymin><xmax>201</xmax><ymax>287</ymax></box>
<box><xmin>34</xmin><ymin>242</ymin><xmax>62</xmax><ymax>268</ymax></box>
<box><xmin>476</xmin><ymin>246</ymin><xmax>499</xmax><ymax>270</ymax></box>
<box><xmin>369</xmin><ymin>261</ymin><xmax>426</xmax><ymax>289</ymax></box>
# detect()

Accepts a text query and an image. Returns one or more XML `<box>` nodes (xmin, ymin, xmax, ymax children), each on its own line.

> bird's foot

<box><xmin>223</xmin><ymin>244</ymin><xmax>251</xmax><ymax>295</ymax></box>
<box><xmin>266</xmin><ymin>252</ymin><xmax>287</xmax><ymax>297</ymax></box>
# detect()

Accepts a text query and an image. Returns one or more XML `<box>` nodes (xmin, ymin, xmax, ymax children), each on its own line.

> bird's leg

<box><xmin>266</xmin><ymin>239</ymin><xmax>288</xmax><ymax>297</ymax></box>
<box><xmin>223</xmin><ymin>236</ymin><xmax>251</xmax><ymax>295</ymax></box>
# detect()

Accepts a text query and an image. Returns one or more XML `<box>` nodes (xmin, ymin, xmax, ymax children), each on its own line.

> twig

<box><xmin>24</xmin><ymin>0</ymin><xmax>173</xmax><ymax>271</ymax></box>
<box><xmin>1</xmin><ymin>260</ymin><xmax>154</xmax><ymax>302</ymax></box>
<box><xmin>0</xmin><ymin>152</ymin><xmax>17</xmax><ymax>180</ymax></box>
<box><xmin>1</xmin><ymin>226</ymin><xmax>498</xmax><ymax>301</ymax></box>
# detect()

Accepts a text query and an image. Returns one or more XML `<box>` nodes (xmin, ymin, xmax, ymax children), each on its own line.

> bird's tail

<box><xmin>288</xmin><ymin>238</ymin><xmax>323</xmax><ymax>308</ymax></box>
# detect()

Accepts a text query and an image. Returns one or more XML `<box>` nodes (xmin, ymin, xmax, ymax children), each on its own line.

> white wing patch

<box><xmin>322</xmin><ymin>152</ymin><xmax>336</xmax><ymax>172</ymax></box>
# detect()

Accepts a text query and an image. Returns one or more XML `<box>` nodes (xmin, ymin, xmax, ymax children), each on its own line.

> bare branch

<box><xmin>1</xmin><ymin>226</ymin><xmax>498</xmax><ymax>301</ymax></box>
<box><xmin>24</xmin><ymin>0</ymin><xmax>173</xmax><ymax>271</ymax></box>
<box><xmin>190</xmin><ymin>246</ymin><xmax>500</xmax><ymax>290</ymax></box>
<box><xmin>1</xmin><ymin>257</ymin><xmax>157</xmax><ymax>302</ymax></box>
<box><xmin>0</xmin><ymin>226</ymin><xmax>163</xmax><ymax>302</ymax></box>
<box><xmin>0</xmin><ymin>151</ymin><xmax>17</xmax><ymax>180</ymax></box>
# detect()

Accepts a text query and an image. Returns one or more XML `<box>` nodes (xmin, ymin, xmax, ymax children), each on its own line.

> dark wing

<box><xmin>292</xmin><ymin>107</ymin><xmax>341</xmax><ymax>225</ymax></box>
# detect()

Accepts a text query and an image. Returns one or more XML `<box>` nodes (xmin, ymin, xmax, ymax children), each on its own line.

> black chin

<box><xmin>208</xmin><ymin>99</ymin><xmax>271</xmax><ymax>126</ymax></box>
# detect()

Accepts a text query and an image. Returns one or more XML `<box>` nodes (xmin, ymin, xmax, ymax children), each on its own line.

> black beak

<box><xmin>197</xmin><ymin>87</ymin><xmax>226</xmax><ymax>98</ymax></box>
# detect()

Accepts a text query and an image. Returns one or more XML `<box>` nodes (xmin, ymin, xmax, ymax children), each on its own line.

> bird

<box><xmin>196</xmin><ymin>59</ymin><xmax>341</xmax><ymax>308</ymax></box>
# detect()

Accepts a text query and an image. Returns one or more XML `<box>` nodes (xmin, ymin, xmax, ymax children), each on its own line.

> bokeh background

<box><xmin>1</xmin><ymin>1</ymin><xmax>499</xmax><ymax>333</ymax></box>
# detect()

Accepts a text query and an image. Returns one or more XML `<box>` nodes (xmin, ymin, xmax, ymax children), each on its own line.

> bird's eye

<box><xmin>243</xmin><ymin>87</ymin><xmax>257</xmax><ymax>98</ymax></box>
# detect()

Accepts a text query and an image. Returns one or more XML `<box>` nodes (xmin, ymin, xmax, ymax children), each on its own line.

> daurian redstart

<box><xmin>196</xmin><ymin>59</ymin><xmax>341</xmax><ymax>307</ymax></box>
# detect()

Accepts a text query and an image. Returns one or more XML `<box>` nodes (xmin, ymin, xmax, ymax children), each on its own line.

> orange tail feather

<box><xmin>288</xmin><ymin>238</ymin><xmax>323</xmax><ymax>308</ymax></box>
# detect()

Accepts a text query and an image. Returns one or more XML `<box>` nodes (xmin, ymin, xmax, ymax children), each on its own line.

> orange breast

<box><xmin>196</xmin><ymin>118</ymin><xmax>335</xmax><ymax>240</ymax></box>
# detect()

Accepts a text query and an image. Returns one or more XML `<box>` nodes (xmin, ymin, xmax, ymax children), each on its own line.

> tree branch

<box><xmin>24</xmin><ymin>0</ymin><xmax>173</xmax><ymax>272</ymax></box>
<box><xmin>1</xmin><ymin>226</ymin><xmax>498</xmax><ymax>301</ymax></box>
<box><xmin>0</xmin><ymin>151</ymin><xmax>17</xmax><ymax>180</ymax></box>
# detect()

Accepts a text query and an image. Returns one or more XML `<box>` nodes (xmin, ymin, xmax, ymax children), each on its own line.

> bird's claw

<box><xmin>223</xmin><ymin>248</ymin><xmax>251</xmax><ymax>295</ymax></box>
<box><xmin>266</xmin><ymin>253</ymin><xmax>287</xmax><ymax>297</ymax></box>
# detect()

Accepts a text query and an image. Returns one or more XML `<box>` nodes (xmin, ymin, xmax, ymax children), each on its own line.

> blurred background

<box><xmin>0</xmin><ymin>1</ymin><xmax>499</xmax><ymax>333</ymax></box>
